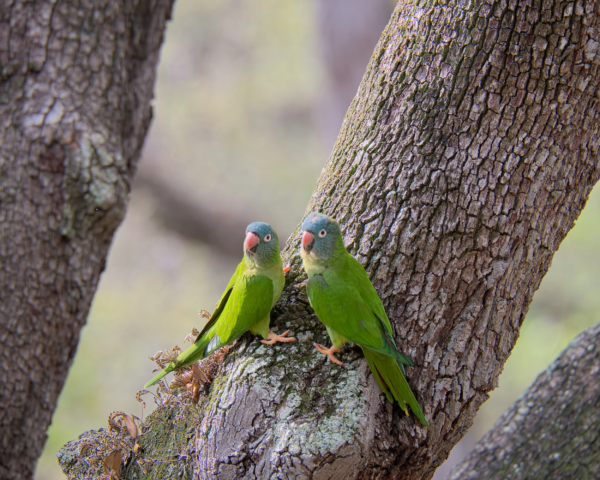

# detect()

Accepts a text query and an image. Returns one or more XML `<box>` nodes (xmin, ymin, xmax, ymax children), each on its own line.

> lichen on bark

<box><xmin>59</xmin><ymin>404</ymin><xmax>198</xmax><ymax>479</ymax></box>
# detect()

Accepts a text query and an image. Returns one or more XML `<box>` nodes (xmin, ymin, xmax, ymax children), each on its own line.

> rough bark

<box><xmin>0</xmin><ymin>1</ymin><xmax>174</xmax><ymax>478</ymax></box>
<box><xmin>60</xmin><ymin>0</ymin><xmax>600</xmax><ymax>479</ymax></box>
<box><xmin>448</xmin><ymin>320</ymin><xmax>600</xmax><ymax>479</ymax></box>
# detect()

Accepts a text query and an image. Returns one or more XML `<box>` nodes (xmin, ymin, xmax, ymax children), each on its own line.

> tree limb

<box><xmin>448</xmin><ymin>321</ymin><xmax>600</xmax><ymax>480</ymax></box>
<box><xmin>133</xmin><ymin>171</ymin><xmax>250</xmax><ymax>257</ymax></box>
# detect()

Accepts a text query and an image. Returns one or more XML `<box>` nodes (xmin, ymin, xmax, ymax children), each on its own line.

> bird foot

<box><xmin>261</xmin><ymin>330</ymin><xmax>296</xmax><ymax>345</ymax></box>
<box><xmin>283</xmin><ymin>265</ymin><xmax>292</xmax><ymax>275</ymax></box>
<box><xmin>313</xmin><ymin>343</ymin><xmax>344</xmax><ymax>366</ymax></box>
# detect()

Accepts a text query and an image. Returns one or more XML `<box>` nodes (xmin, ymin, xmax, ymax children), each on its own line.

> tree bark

<box><xmin>447</xmin><ymin>321</ymin><xmax>600</xmax><ymax>480</ymax></box>
<box><xmin>0</xmin><ymin>1</ymin><xmax>174</xmax><ymax>478</ymax></box>
<box><xmin>60</xmin><ymin>0</ymin><xmax>600</xmax><ymax>478</ymax></box>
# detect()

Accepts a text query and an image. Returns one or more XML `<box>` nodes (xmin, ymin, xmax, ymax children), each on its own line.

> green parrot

<box><xmin>145</xmin><ymin>222</ymin><xmax>295</xmax><ymax>388</ymax></box>
<box><xmin>299</xmin><ymin>212</ymin><xmax>428</xmax><ymax>427</ymax></box>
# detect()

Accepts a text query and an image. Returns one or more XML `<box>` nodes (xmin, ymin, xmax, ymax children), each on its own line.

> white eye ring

<box><xmin>318</xmin><ymin>229</ymin><xmax>327</xmax><ymax>238</ymax></box>
<box><xmin>264</xmin><ymin>234</ymin><xmax>272</xmax><ymax>242</ymax></box>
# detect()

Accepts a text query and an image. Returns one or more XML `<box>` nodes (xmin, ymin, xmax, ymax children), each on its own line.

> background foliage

<box><xmin>36</xmin><ymin>1</ymin><xmax>600</xmax><ymax>478</ymax></box>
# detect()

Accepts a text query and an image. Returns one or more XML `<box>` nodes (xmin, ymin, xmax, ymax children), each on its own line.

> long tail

<box><xmin>363</xmin><ymin>348</ymin><xmax>429</xmax><ymax>427</ymax></box>
<box><xmin>144</xmin><ymin>361</ymin><xmax>178</xmax><ymax>388</ymax></box>
<box><xmin>144</xmin><ymin>329</ymin><xmax>218</xmax><ymax>388</ymax></box>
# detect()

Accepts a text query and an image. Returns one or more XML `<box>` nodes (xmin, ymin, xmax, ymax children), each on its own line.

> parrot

<box><xmin>299</xmin><ymin>212</ymin><xmax>428</xmax><ymax>427</ymax></box>
<box><xmin>144</xmin><ymin>222</ymin><xmax>295</xmax><ymax>388</ymax></box>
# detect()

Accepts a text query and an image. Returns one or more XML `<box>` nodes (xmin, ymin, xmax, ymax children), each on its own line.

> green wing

<box><xmin>341</xmin><ymin>253</ymin><xmax>413</xmax><ymax>367</ymax></box>
<box><xmin>144</xmin><ymin>267</ymin><xmax>273</xmax><ymax>388</ymax></box>
<box><xmin>343</xmin><ymin>254</ymin><xmax>396</xmax><ymax>340</ymax></box>
<box><xmin>307</xmin><ymin>271</ymin><xmax>409</xmax><ymax>364</ymax></box>
<box><xmin>203</xmin><ymin>272</ymin><xmax>273</xmax><ymax>352</ymax></box>
<box><xmin>194</xmin><ymin>260</ymin><xmax>246</xmax><ymax>343</ymax></box>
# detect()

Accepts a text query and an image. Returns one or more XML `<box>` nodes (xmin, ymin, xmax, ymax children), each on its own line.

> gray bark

<box><xmin>448</xmin><ymin>321</ymin><xmax>600</xmax><ymax>480</ymax></box>
<box><xmin>59</xmin><ymin>0</ymin><xmax>600</xmax><ymax>479</ymax></box>
<box><xmin>0</xmin><ymin>1</ymin><xmax>174</xmax><ymax>478</ymax></box>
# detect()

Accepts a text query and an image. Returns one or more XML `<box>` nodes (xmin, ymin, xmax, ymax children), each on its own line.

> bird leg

<box><xmin>261</xmin><ymin>330</ymin><xmax>296</xmax><ymax>345</ymax></box>
<box><xmin>313</xmin><ymin>343</ymin><xmax>344</xmax><ymax>366</ymax></box>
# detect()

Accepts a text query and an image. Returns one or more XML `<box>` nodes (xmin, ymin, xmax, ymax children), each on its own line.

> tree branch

<box><xmin>448</xmin><ymin>321</ymin><xmax>600</xmax><ymax>480</ymax></box>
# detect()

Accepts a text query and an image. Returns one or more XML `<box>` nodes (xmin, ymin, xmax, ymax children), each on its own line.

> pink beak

<box><xmin>244</xmin><ymin>231</ymin><xmax>260</xmax><ymax>252</ymax></box>
<box><xmin>302</xmin><ymin>230</ymin><xmax>315</xmax><ymax>250</ymax></box>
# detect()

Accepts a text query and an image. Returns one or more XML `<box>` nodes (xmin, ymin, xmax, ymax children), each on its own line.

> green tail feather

<box><xmin>144</xmin><ymin>331</ymin><xmax>218</xmax><ymax>388</ymax></box>
<box><xmin>144</xmin><ymin>362</ymin><xmax>178</xmax><ymax>388</ymax></box>
<box><xmin>363</xmin><ymin>348</ymin><xmax>429</xmax><ymax>427</ymax></box>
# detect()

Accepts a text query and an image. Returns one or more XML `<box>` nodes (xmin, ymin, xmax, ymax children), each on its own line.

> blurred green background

<box><xmin>35</xmin><ymin>1</ymin><xmax>600</xmax><ymax>478</ymax></box>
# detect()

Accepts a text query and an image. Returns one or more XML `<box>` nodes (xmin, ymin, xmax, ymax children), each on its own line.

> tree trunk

<box><xmin>0</xmin><ymin>1</ymin><xmax>174</xmax><ymax>478</ymax></box>
<box><xmin>59</xmin><ymin>0</ymin><xmax>600</xmax><ymax>479</ymax></box>
<box><xmin>448</xmin><ymin>320</ymin><xmax>600</xmax><ymax>480</ymax></box>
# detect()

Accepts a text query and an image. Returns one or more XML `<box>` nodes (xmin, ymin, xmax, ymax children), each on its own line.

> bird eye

<box><xmin>318</xmin><ymin>229</ymin><xmax>327</xmax><ymax>238</ymax></box>
<box><xmin>264</xmin><ymin>234</ymin><xmax>272</xmax><ymax>242</ymax></box>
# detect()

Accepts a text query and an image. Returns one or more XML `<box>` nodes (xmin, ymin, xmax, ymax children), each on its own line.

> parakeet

<box><xmin>145</xmin><ymin>222</ymin><xmax>295</xmax><ymax>388</ymax></box>
<box><xmin>299</xmin><ymin>212</ymin><xmax>428</xmax><ymax>427</ymax></box>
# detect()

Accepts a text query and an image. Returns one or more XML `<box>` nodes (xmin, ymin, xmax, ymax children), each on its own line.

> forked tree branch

<box><xmin>60</xmin><ymin>0</ymin><xmax>600</xmax><ymax>478</ymax></box>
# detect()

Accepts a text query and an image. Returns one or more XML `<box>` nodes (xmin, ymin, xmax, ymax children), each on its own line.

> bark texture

<box><xmin>61</xmin><ymin>0</ymin><xmax>600</xmax><ymax>479</ymax></box>
<box><xmin>194</xmin><ymin>1</ymin><xmax>599</xmax><ymax>477</ymax></box>
<box><xmin>448</xmin><ymin>321</ymin><xmax>600</xmax><ymax>480</ymax></box>
<box><xmin>0</xmin><ymin>1</ymin><xmax>174</xmax><ymax>478</ymax></box>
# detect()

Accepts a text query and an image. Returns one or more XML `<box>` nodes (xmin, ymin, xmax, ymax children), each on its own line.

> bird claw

<box><xmin>261</xmin><ymin>330</ymin><xmax>297</xmax><ymax>345</ymax></box>
<box><xmin>313</xmin><ymin>343</ymin><xmax>344</xmax><ymax>366</ymax></box>
<box><xmin>283</xmin><ymin>266</ymin><xmax>292</xmax><ymax>275</ymax></box>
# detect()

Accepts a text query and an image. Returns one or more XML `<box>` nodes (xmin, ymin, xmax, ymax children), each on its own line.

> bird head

<box><xmin>244</xmin><ymin>222</ymin><xmax>280</xmax><ymax>268</ymax></box>
<box><xmin>300</xmin><ymin>212</ymin><xmax>344</xmax><ymax>262</ymax></box>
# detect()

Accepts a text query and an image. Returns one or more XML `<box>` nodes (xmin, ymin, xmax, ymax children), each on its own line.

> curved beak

<box><xmin>244</xmin><ymin>231</ymin><xmax>260</xmax><ymax>253</ymax></box>
<box><xmin>302</xmin><ymin>230</ymin><xmax>315</xmax><ymax>252</ymax></box>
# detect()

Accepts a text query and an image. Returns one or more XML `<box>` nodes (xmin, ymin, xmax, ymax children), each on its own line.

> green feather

<box><xmin>306</xmin><ymin>267</ymin><xmax>410</xmax><ymax>363</ymax></box>
<box><xmin>144</xmin><ymin>266</ymin><xmax>276</xmax><ymax>388</ymax></box>
<box><xmin>363</xmin><ymin>349</ymin><xmax>428</xmax><ymax>426</ymax></box>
